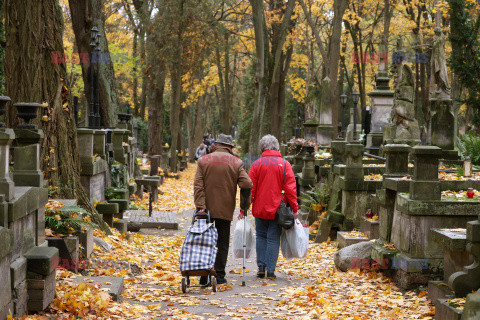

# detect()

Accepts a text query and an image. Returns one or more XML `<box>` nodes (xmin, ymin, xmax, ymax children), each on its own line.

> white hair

<box><xmin>259</xmin><ymin>134</ymin><xmax>280</xmax><ymax>152</ymax></box>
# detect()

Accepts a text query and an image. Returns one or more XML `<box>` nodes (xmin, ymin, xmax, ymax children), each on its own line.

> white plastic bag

<box><xmin>281</xmin><ymin>219</ymin><xmax>309</xmax><ymax>259</ymax></box>
<box><xmin>233</xmin><ymin>217</ymin><xmax>255</xmax><ymax>259</ymax></box>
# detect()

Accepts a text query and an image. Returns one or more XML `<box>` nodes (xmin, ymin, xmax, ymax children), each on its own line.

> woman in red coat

<box><xmin>246</xmin><ymin>135</ymin><xmax>298</xmax><ymax>279</ymax></box>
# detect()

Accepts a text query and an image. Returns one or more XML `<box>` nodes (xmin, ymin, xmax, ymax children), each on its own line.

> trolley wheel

<box><xmin>211</xmin><ymin>276</ymin><xmax>217</xmax><ymax>292</ymax></box>
<box><xmin>181</xmin><ymin>277</ymin><xmax>187</xmax><ymax>293</ymax></box>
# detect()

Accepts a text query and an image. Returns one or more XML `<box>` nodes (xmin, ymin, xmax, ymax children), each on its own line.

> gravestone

<box><xmin>378</xmin><ymin>144</ymin><xmax>411</xmax><ymax>242</ymax></box>
<box><xmin>149</xmin><ymin>155</ymin><xmax>160</xmax><ymax>176</ymax></box>
<box><xmin>383</xmin><ymin>53</ymin><xmax>420</xmax><ymax>146</ymax></box>
<box><xmin>93</xmin><ymin>130</ymin><xmax>107</xmax><ymax>159</ymax></box>
<box><xmin>383</xmin><ymin>144</ymin><xmax>410</xmax><ymax>178</ymax></box>
<box><xmin>13</xmin><ymin>128</ymin><xmax>45</xmax><ymax>188</ymax></box>
<box><xmin>317</xmin><ymin>76</ymin><xmax>333</xmax><ymax>144</ymax></box>
<box><xmin>331</xmin><ymin>140</ymin><xmax>347</xmax><ymax>165</ymax></box>
<box><xmin>78</xmin><ymin>128</ymin><xmax>107</xmax><ymax>204</ymax></box>
<box><xmin>367</xmin><ymin>45</ymin><xmax>394</xmax><ymax>152</ymax></box>
<box><xmin>430</xmin><ymin>28</ymin><xmax>457</xmax><ymax>158</ymax></box>
<box><xmin>344</xmin><ymin>143</ymin><xmax>364</xmax><ymax>181</ymax></box>
<box><xmin>409</xmin><ymin>146</ymin><xmax>442</xmax><ymax>201</ymax></box>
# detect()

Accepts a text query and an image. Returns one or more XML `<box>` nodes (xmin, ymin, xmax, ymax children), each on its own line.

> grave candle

<box><xmin>467</xmin><ymin>188</ymin><xmax>474</xmax><ymax>199</ymax></box>
<box><xmin>366</xmin><ymin>208</ymin><xmax>373</xmax><ymax>219</ymax></box>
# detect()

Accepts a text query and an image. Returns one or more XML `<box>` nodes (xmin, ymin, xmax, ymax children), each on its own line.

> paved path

<box><xmin>131</xmin><ymin>208</ymin><xmax>310</xmax><ymax>319</ymax></box>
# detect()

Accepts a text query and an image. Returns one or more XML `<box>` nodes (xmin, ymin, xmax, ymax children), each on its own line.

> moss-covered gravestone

<box><xmin>409</xmin><ymin>145</ymin><xmax>442</xmax><ymax>200</ymax></box>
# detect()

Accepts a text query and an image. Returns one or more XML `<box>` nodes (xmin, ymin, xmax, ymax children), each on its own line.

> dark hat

<box><xmin>215</xmin><ymin>134</ymin><xmax>234</xmax><ymax>147</ymax></box>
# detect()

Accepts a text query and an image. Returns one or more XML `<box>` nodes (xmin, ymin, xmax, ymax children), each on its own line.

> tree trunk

<box><xmin>248</xmin><ymin>0</ymin><xmax>267</xmax><ymax>155</ymax></box>
<box><xmin>147</xmin><ymin>56</ymin><xmax>165</xmax><ymax>155</ymax></box>
<box><xmin>191</xmin><ymin>94</ymin><xmax>207</xmax><ymax>161</ymax></box>
<box><xmin>4</xmin><ymin>0</ymin><xmax>110</xmax><ymax>233</ymax></box>
<box><xmin>216</xmin><ymin>32</ymin><xmax>233</xmax><ymax>135</ymax></box>
<box><xmin>133</xmin><ymin>32</ymin><xmax>139</xmax><ymax>116</ymax></box>
<box><xmin>68</xmin><ymin>0</ymin><xmax>119</xmax><ymax>128</ymax></box>
<box><xmin>329</xmin><ymin>0</ymin><xmax>348</xmax><ymax>138</ymax></box>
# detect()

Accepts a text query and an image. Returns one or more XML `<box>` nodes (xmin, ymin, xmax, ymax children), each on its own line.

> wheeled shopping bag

<box><xmin>179</xmin><ymin>210</ymin><xmax>218</xmax><ymax>292</ymax></box>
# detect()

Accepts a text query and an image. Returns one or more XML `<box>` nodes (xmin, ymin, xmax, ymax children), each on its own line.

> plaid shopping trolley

<box><xmin>179</xmin><ymin>210</ymin><xmax>218</xmax><ymax>292</ymax></box>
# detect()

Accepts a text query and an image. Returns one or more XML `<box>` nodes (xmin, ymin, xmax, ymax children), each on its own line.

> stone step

<box><xmin>337</xmin><ymin>231</ymin><xmax>369</xmax><ymax>249</ymax></box>
<box><xmin>428</xmin><ymin>280</ymin><xmax>454</xmax><ymax>302</ymax></box>
<box><xmin>360</xmin><ymin>217</ymin><xmax>380</xmax><ymax>240</ymax></box>
<box><xmin>73</xmin><ymin>276</ymin><xmax>124</xmax><ymax>301</ymax></box>
<box><xmin>50</xmin><ymin>199</ymin><xmax>77</xmax><ymax>206</ymax></box>
<box><xmin>435</xmin><ymin>298</ymin><xmax>463</xmax><ymax>320</ymax></box>
<box><xmin>123</xmin><ymin>210</ymin><xmax>178</xmax><ymax>230</ymax></box>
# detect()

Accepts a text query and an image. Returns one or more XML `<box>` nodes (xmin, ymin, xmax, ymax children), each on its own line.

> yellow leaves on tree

<box><xmin>182</xmin><ymin>64</ymin><xmax>220</xmax><ymax>109</ymax></box>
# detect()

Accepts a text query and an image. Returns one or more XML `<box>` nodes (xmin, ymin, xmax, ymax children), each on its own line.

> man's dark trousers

<box><xmin>213</xmin><ymin>218</ymin><xmax>231</xmax><ymax>280</ymax></box>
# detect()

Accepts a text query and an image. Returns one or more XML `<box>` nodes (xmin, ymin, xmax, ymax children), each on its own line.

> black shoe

<box><xmin>266</xmin><ymin>272</ymin><xmax>276</xmax><ymax>280</ymax></box>
<box><xmin>216</xmin><ymin>277</ymin><xmax>227</xmax><ymax>285</ymax></box>
<box><xmin>199</xmin><ymin>276</ymin><xmax>208</xmax><ymax>286</ymax></box>
<box><xmin>257</xmin><ymin>265</ymin><xmax>266</xmax><ymax>278</ymax></box>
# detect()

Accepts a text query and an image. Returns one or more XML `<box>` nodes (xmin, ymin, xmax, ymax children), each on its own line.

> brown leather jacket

<box><xmin>194</xmin><ymin>145</ymin><xmax>253</xmax><ymax>221</ymax></box>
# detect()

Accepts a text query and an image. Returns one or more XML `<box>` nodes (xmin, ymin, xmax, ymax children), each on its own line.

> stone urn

<box><xmin>117</xmin><ymin>113</ymin><xmax>133</xmax><ymax>124</ymax></box>
<box><xmin>14</xmin><ymin>102</ymin><xmax>42</xmax><ymax>129</ymax></box>
<box><xmin>0</xmin><ymin>96</ymin><xmax>11</xmax><ymax>127</ymax></box>
<box><xmin>304</xmin><ymin>145</ymin><xmax>315</xmax><ymax>157</ymax></box>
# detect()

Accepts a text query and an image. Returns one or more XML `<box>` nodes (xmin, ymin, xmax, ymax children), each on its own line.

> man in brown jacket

<box><xmin>194</xmin><ymin>134</ymin><xmax>252</xmax><ymax>284</ymax></box>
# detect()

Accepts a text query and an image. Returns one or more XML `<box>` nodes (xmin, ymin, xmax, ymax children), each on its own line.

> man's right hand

<box><xmin>197</xmin><ymin>209</ymin><xmax>206</xmax><ymax>213</ymax></box>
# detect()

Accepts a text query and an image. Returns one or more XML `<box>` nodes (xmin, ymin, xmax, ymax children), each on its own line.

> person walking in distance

<box><xmin>194</xmin><ymin>133</ymin><xmax>252</xmax><ymax>284</ymax></box>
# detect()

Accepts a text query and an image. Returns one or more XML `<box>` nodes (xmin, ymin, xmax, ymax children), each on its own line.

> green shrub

<box><xmin>45</xmin><ymin>205</ymin><xmax>97</xmax><ymax>235</ymax></box>
<box><xmin>457</xmin><ymin>133</ymin><xmax>480</xmax><ymax>165</ymax></box>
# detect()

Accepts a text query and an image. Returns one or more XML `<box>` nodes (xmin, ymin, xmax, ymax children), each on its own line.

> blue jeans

<box><xmin>255</xmin><ymin>217</ymin><xmax>282</xmax><ymax>273</ymax></box>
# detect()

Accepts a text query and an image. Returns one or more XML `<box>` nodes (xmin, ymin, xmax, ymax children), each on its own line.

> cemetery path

<box><xmin>28</xmin><ymin>164</ymin><xmax>435</xmax><ymax>320</ymax></box>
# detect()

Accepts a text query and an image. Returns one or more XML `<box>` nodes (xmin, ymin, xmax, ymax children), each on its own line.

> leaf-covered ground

<box><xmin>24</xmin><ymin>163</ymin><xmax>435</xmax><ymax>319</ymax></box>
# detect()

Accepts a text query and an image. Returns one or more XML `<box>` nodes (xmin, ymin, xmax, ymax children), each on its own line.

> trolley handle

<box><xmin>192</xmin><ymin>209</ymin><xmax>211</xmax><ymax>224</ymax></box>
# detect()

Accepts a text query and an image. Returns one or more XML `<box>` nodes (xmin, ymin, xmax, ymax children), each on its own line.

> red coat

<box><xmin>248</xmin><ymin>150</ymin><xmax>299</xmax><ymax>219</ymax></box>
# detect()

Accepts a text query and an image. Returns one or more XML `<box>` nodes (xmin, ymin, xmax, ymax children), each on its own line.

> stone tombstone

<box><xmin>161</xmin><ymin>146</ymin><xmax>170</xmax><ymax>173</ymax></box>
<box><xmin>331</xmin><ymin>140</ymin><xmax>347</xmax><ymax>165</ymax></box>
<box><xmin>317</xmin><ymin>76</ymin><xmax>333</xmax><ymax>144</ymax></box>
<box><xmin>301</xmin><ymin>148</ymin><xmax>316</xmax><ymax>186</ymax></box>
<box><xmin>13</xmin><ymin>145</ymin><xmax>44</xmax><ymax>187</ymax></box>
<box><xmin>383</xmin><ymin>144</ymin><xmax>410</xmax><ymax>178</ymax></box>
<box><xmin>344</xmin><ymin>143</ymin><xmax>364</xmax><ymax>181</ymax></box>
<box><xmin>76</xmin><ymin>128</ymin><xmax>94</xmax><ymax>164</ymax></box>
<box><xmin>0</xmin><ymin>129</ymin><xmax>15</xmax><ymax>201</ymax></box>
<box><xmin>430</xmin><ymin>97</ymin><xmax>455</xmax><ymax>151</ymax></box>
<box><xmin>409</xmin><ymin>145</ymin><xmax>442</xmax><ymax>201</ymax></box>
<box><xmin>384</xmin><ymin>58</ymin><xmax>420</xmax><ymax>145</ymax></box>
<box><xmin>367</xmin><ymin>45</ymin><xmax>394</xmax><ymax>150</ymax></box>
<box><xmin>303</xmin><ymin>122</ymin><xmax>318</xmax><ymax>142</ymax></box>
<box><xmin>429</xmin><ymin>27</ymin><xmax>456</xmax><ymax>154</ymax></box>
<box><xmin>13</xmin><ymin>128</ymin><xmax>45</xmax><ymax>187</ymax></box>
<box><xmin>112</xmin><ymin>129</ymin><xmax>127</xmax><ymax>164</ymax></box>
<box><xmin>149</xmin><ymin>155</ymin><xmax>160</xmax><ymax>176</ymax></box>
<box><xmin>346</xmin><ymin>106</ymin><xmax>362</xmax><ymax>142</ymax></box>
<box><xmin>93</xmin><ymin>130</ymin><xmax>107</xmax><ymax>159</ymax></box>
